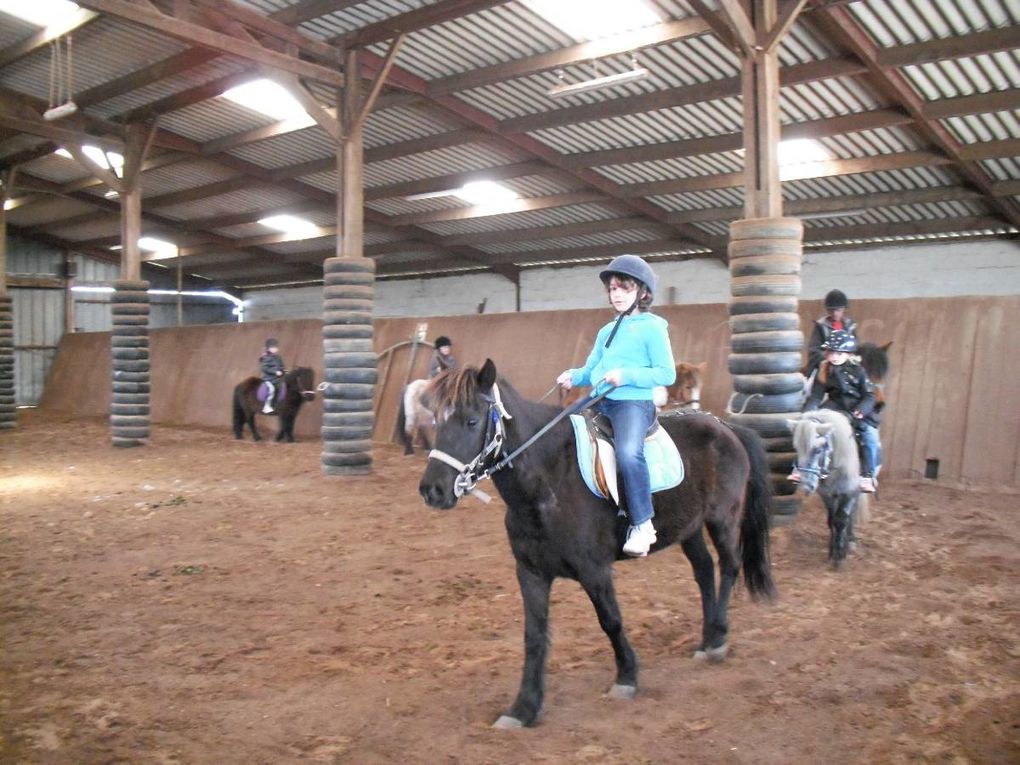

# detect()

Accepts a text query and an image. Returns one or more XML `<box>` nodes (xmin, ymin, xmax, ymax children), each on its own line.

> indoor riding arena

<box><xmin>1</xmin><ymin>1</ymin><xmax>1018</xmax><ymax>763</ymax></box>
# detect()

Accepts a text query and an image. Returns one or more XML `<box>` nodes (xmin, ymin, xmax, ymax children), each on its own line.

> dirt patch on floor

<box><xmin>2</xmin><ymin>412</ymin><xmax>1018</xmax><ymax>764</ymax></box>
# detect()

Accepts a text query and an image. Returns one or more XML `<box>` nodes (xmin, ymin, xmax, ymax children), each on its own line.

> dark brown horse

<box><xmin>419</xmin><ymin>360</ymin><xmax>776</xmax><ymax>728</ymax></box>
<box><xmin>232</xmin><ymin>366</ymin><xmax>316</xmax><ymax>442</ymax></box>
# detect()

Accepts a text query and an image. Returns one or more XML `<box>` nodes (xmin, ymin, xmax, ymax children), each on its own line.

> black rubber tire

<box><xmin>323</xmin><ymin>285</ymin><xmax>374</xmax><ymax>300</ymax></box>
<box><xmin>324</xmin><ymin>271</ymin><xmax>374</xmax><ymax>287</ymax></box>
<box><xmin>321</xmin><ymin>452</ymin><xmax>372</xmax><ymax>468</ymax></box>
<box><xmin>323</xmin><ymin>311</ymin><xmax>373</xmax><ymax>325</ymax></box>
<box><xmin>323</xmin><ymin>398</ymin><xmax>373</xmax><ymax>414</ymax></box>
<box><xmin>110</xmin><ymin>326</ymin><xmax>147</xmax><ymax>337</ymax></box>
<box><xmin>112</xmin><ymin>393</ymin><xmax>149</xmax><ymax>405</ymax></box>
<box><xmin>324</xmin><ymin>299</ymin><xmax>373</xmax><ymax>313</ymax></box>
<box><xmin>322</xmin><ymin>324</ymin><xmax>373</xmax><ymax>339</ymax></box>
<box><xmin>113</xmin><ymin>360</ymin><xmax>150</xmax><ymax>373</ymax></box>
<box><xmin>321</xmin><ymin>439</ymin><xmax>372</xmax><ymax>454</ymax></box>
<box><xmin>730</xmin><ymin>218</ymin><xmax>803</xmax><ymax>241</ymax></box>
<box><xmin>730</xmin><ymin>391</ymin><xmax>804</xmax><ymax>414</ymax></box>
<box><xmin>323</xmin><ymin>352</ymin><xmax>377</xmax><ymax>368</ymax></box>
<box><xmin>323</xmin><ymin>258</ymin><xmax>374</xmax><ymax>276</ymax></box>
<box><xmin>728</xmin><ymin>240</ymin><xmax>803</xmax><ymax>260</ymax></box>
<box><xmin>112</xmin><ymin>348</ymin><xmax>149</xmax><ymax>361</ymax></box>
<box><xmin>112</xmin><ymin>371</ymin><xmax>150</xmax><ymax>383</ymax></box>
<box><xmin>111</xmin><ymin>290</ymin><xmax>149</xmax><ymax>303</ymax></box>
<box><xmin>727</xmin><ymin>352</ymin><xmax>802</xmax><ymax>375</ymax></box>
<box><xmin>767</xmin><ymin>452</ymin><xmax>799</xmax><ymax>472</ymax></box>
<box><xmin>323</xmin><ymin>338</ymin><xmax>374</xmax><ymax>354</ymax></box>
<box><xmin>111</xmin><ymin>303</ymin><xmax>150</xmax><ymax>315</ymax></box>
<box><xmin>729</xmin><ymin>255</ymin><xmax>801</xmax><ymax>277</ymax></box>
<box><xmin>761</xmin><ymin>436</ymin><xmax>794</xmax><ymax>452</ymax></box>
<box><xmin>113</xmin><ymin>382</ymin><xmax>150</xmax><ymax>394</ymax></box>
<box><xmin>729</xmin><ymin>412</ymin><xmax>795</xmax><ymax>438</ymax></box>
<box><xmin>324</xmin><ymin>368</ymin><xmax>377</xmax><ymax>385</ymax></box>
<box><xmin>111</xmin><ymin>404</ymin><xmax>150</xmax><ymax>416</ymax></box>
<box><xmin>731</xmin><ymin>274</ymin><xmax>801</xmax><ymax>297</ymax></box>
<box><xmin>112</xmin><ymin>437</ymin><xmax>144</xmax><ymax>448</ymax></box>
<box><xmin>320</xmin><ymin>383</ymin><xmax>374</xmax><ymax>399</ymax></box>
<box><xmin>771</xmin><ymin>479</ymin><xmax>798</xmax><ymax>497</ymax></box>
<box><xmin>322</xmin><ymin>412</ymin><xmax>375</xmax><ymax>428</ymax></box>
<box><xmin>111</xmin><ymin>414</ymin><xmax>149</xmax><ymax>427</ymax></box>
<box><xmin>113</xmin><ymin>279</ymin><xmax>150</xmax><ymax>292</ymax></box>
<box><xmin>732</xmin><ymin>372</ymin><xmax>804</xmax><ymax>395</ymax></box>
<box><xmin>729</xmin><ymin>312</ymin><xmax>800</xmax><ymax>333</ymax></box>
<box><xmin>770</xmin><ymin>495</ymin><xmax>802</xmax><ymax>516</ymax></box>
<box><xmin>111</xmin><ymin>336</ymin><xmax>149</xmax><ymax>348</ymax></box>
<box><xmin>730</xmin><ymin>330</ymin><xmax>803</xmax><ymax>354</ymax></box>
<box><xmin>321</xmin><ymin>426</ymin><xmax>374</xmax><ymax>441</ymax></box>
<box><xmin>112</xmin><ymin>315</ymin><xmax>149</xmax><ymax>326</ymax></box>
<box><xmin>727</xmin><ymin>296</ymin><xmax>799</xmax><ymax>315</ymax></box>
<box><xmin>111</xmin><ymin>426</ymin><xmax>150</xmax><ymax>440</ymax></box>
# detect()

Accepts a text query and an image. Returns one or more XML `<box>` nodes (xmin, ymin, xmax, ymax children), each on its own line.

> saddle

<box><xmin>569</xmin><ymin>409</ymin><xmax>684</xmax><ymax>505</ymax></box>
<box><xmin>257</xmin><ymin>381</ymin><xmax>287</xmax><ymax>404</ymax></box>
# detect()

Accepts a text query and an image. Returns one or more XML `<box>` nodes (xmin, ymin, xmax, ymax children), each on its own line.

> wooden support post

<box><xmin>0</xmin><ymin>168</ymin><xmax>15</xmax><ymax>295</ymax></box>
<box><xmin>741</xmin><ymin>0</ymin><xmax>783</xmax><ymax>219</ymax></box>
<box><xmin>119</xmin><ymin>124</ymin><xmax>156</xmax><ymax>281</ymax></box>
<box><xmin>340</xmin><ymin>48</ymin><xmax>364</xmax><ymax>259</ymax></box>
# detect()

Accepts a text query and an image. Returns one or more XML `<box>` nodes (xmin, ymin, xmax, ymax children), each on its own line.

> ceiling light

<box><xmin>222</xmin><ymin>79</ymin><xmax>315</xmax><ymax>127</ymax></box>
<box><xmin>139</xmin><ymin>237</ymin><xmax>178</xmax><ymax>259</ymax></box>
<box><xmin>258</xmin><ymin>214</ymin><xmax>320</xmax><ymax>238</ymax></box>
<box><xmin>0</xmin><ymin>0</ymin><xmax>80</xmax><ymax>27</ymax></box>
<box><xmin>547</xmin><ymin>67</ymin><xmax>649</xmax><ymax>98</ymax></box>
<box><xmin>778</xmin><ymin>139</ymin><xmax>831</xmax><ymax>166</ymax></box>
<box><xmin>453</xmin><ymin>181</ymin><xmax>519</xmax><ymax>206</ymax></box>
<box><xmin>53</xmin><ymin>145</ymin><xmax>124</xmax><ymax>177</ymax></box>
<box><xmin>522</xmin><ymin>0</ymin><xmax>660</xmax><ymax>41</ymax></box>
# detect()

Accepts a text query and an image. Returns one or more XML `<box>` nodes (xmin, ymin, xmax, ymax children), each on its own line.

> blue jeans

<box><xmin>858</xmin><ymin>423</ymin><xmax>881</xmax><ymax>476</ymax></box>
<box><xmin>599</xmin><ymin>398</ymin><xmax>657</xmax><ymax>526</ymax></box>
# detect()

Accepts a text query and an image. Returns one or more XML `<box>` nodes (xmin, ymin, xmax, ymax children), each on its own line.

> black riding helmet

<box><xmin>824</xmin><ymin>289</ymin><xmax>848</xmax><ymax>310</ymax></box>
<box><xmin>821</xmin><ymin>329</ymin><xmax>857</xmax><ymax>353</ymax></box>
<box><xmin>434</xmin><ymin>336</ymin><xmax>452</xmax><ymax>350</ymax></box>
<box><xmin>265</xmin><ymin>337</ymin><xmax>279</xmax><ymax>349</ymax></box>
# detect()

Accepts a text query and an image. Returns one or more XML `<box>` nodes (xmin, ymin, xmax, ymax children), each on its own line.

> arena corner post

<box><xmin>320</xmin><ymin>44</ymin><xmax>401</xmax><ymax>476</ymax></box>
<box><xmin>0</xmin><ymin>168</ymin><xmax>16</xmax><ymax>430</ymax></box>
<box><xmin>715</xmin><ymin>0</ymin><xmax>809</xmax><ymax>522</ymax></box>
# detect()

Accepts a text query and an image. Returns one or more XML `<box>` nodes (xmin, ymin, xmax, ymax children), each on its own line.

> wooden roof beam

<box><xmin>339</xmin><ymin>0</ymin><xmax>512</xmax><ymax>48</ymax></box>
<box><xmin>811</xmin><ymin>6</ymin><xmax>1020</xmax><ymax>230</ymax></box>
<box><xmin>877</xmin><ymin>26</ymin><xmax>1020</xmax><ymax>68</ymax></box>
<box><xmin>0</xmin><ymin>6</ymin><xmax>98</xmax><ymax>69</ymax></box>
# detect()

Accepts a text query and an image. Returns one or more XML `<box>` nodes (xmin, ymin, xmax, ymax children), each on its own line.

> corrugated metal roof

<box><xmin>942</xmin><ymin>110</ymin><xmax>1020</xmax><ymax>142</ymax></box>
<box><xmin>902</xmin><ymin>51</ymin><xmax>1020</xmax><ymax>100</ymax></box>
<box><xmin>7</xmin><ymin>198</ymin><xmax>96</xmax><ymax>228</ymax></box>
<box><xmin>157</xmin><ymin>187</ymin><xmax>310</xmax><ymax>220</ymax></box>
<box><xmin>478</xmin><ymin>226</ymin><xmax>667</xmax><ymax>255</ymax></box>
<box><xmin>849</xmin><ymin>0</ymin><xmax>1018</xmax><ymax>46</ymax></box>
<box><xmin>418</xmin><ymin>202</ymin><xmax>631</xmax><ymax>237</ymax></box>
<box><xmin>141</xmin><ymin>161</ymin><xmax>240</xmax><ymax>198</ymax></box>
<box><xmin>17</xmin><ymin>153</ymin><xmax>93</xmax><ymax>185</ymax></box>
<box><xmin>158</xmin><ymin>99</ymin><xmax>281</xmax><ymax>144</ymax></box>
<box><xmin>980</xmin><ymin>156</ymin><xmax>1020</xmax><ymax>180</ymax></box>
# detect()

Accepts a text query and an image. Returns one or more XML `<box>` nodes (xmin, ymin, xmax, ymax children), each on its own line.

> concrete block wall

<box><xmin>242</xmin><ymin>239</ymin><xmax>1020</xmax><ymax>320</ymax></box>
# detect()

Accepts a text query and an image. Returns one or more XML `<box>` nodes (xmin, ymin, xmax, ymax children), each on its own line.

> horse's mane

<box><xmin>427</xmin><ymin>366</ymin><xmax>481</xmax><ymax>414</ymax></box>
<box><xmin>858</xmin><ymin>342</ymin><xmax>889</xmax><ymax>383</ymax></box>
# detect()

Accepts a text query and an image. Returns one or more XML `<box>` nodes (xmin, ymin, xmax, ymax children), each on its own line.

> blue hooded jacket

<box><xmin>570</xmin><ymin>311</ymin><xmax>676</xmax><ymax>400</ymax></box>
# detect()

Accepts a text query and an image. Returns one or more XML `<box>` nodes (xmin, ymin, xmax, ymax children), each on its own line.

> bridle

<box><xmin>797</xmin><ymin>429</ymin><xmax>834</xmax><ymax>482</ymax></box>
<box><xmin>427</xmin><ymin>381</ymin><xmax>614</xmax><ymax>503</ymax></box>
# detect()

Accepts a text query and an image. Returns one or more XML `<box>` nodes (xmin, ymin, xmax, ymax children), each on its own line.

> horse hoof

<box><xmin>694</xmin><ymin>643</ymin><xmax>728</xmax><ymax>662</ymax></box>
<box><xmin>607</xmin><ymin>684</ymin><xmax>636</xmax><ymax>700</ymax></box>
<box><xmin>492</xmin><ymin>715</ymin><xmax>524</xmax><ymax>730</ymax></box>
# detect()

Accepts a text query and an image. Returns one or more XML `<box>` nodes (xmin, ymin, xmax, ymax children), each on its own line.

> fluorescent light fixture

<box><xmin>0</xmin><ymin>0</ymin><xmax>80</xmax><ymax>27</ymax></box>
<box><xmin>71</xmin><ymin>286</ymin><xmax>245</xmax><ymax>321</ymax></box>
<box><xmin>222</xmin><ymin>79</ymin><xmax>315</xmax><ymax>127</ymax></box>
<box><xmin>453</xmin><ymin>181</ymin><xmax>519</xmax><ymax>206</ymax></box>
<box><xmin>3</xmin><ymin>199</ymin><xmax>13</xmax><ymax>211</ymax></box>
<box><xmin>70</xmin><ymin>285</ymin><xmax>115</xmax><ymax>293</ymax></box>
<box><xmin>53</xmin><ymin>145</ymin><xmax>124</xmax><ymax>177</ymax></box>
<box><xmin>522</xmin><ymin>0</ymin><xmax>660</xmax><ymax>40</ymax></box>
<box><xmin>258</xmin><ymin>214</ymin><xmax>320</xmax><ymax>238</ymax></box>
<box><xmin>547</xmin><ymin>67</ymin><xmax>649</xmax><ymax>98</ymax></box>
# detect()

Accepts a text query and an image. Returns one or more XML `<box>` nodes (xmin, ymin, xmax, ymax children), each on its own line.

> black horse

<box><xmin>419</xmin><ymin>360</ymin><xmax>776</xmax><ymax>728</ymax></box>
<box><xmin>232</xmin><ymin>366</ymin><xmax>316</xmax><ymax>442</ymax></box>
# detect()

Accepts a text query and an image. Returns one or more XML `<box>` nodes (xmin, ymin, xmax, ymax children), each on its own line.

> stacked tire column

<box><xmin>0</xmin><ymin>294</ymin><xmax>13</xmax><ymax>429</ymax></box>
<box><xmin>321</xmin><ymin>257</ymin><xmax>376</xmax><ymax>476</ymax></box>
<box><xmin>726</xmin><ymin>218</ymin><xmax>804</xmax><ymax>520</ymax></box>
<box><xmin>111</xmin><ymin>279</ymin><xmax>150</xmax><ymax>448</ymax></box>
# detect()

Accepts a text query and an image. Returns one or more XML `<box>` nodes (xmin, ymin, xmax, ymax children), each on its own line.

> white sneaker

<box><xmin>623</xmin><ymin>520</ymin><xmax>657</xmax><ymax>557</ymax></box>
<box><xmin>262</xmin><ymin>405</ymin><xmax>273</xmax><ymax>414</ymax></box>
<box><xmin>859</xmin><ymin>476</ymin><xmax>876</xmax><ymax>493</ymax></box>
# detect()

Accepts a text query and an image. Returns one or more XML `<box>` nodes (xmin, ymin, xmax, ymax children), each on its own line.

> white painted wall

<box><xmin>241</xmin><ymin>238</ymin><xmax>1020</xmax><ymax>320</ymax></box>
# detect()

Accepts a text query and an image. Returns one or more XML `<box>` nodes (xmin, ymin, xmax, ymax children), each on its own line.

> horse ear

<box><xmin>477</xmin><ymin>358</ymin><xmax>497</xmax><ymax>391</ymax></box>
<box><xmin>817</xmin><ymin>423</ymin><xmax>834</xmax><ymax>435</ymax></box>
<box><xmin>785</xmin><ymin>418</ymin><xmax>800</xmax><ymax>432</ymax></box>
<box><xmin>881</xmin><ymin>341</ymin><xmax>893</xmax><ymax>351</ymax></box>
<box><xmin>697</xmin><ymin>361</ymin><xmax>707</xmax><ymax>372</ymax></box>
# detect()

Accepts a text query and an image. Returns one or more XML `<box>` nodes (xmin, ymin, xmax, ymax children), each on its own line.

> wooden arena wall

<box><xmin>40</xmin><ymin>296</ymin><xmax>1020</xmax><ymax>489</ymax></box>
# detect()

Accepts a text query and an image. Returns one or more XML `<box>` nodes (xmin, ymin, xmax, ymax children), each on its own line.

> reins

<box><xmin>428</xmin><ymin>380</ymin><xmax>615</xmax><ymax>503</ymax></box>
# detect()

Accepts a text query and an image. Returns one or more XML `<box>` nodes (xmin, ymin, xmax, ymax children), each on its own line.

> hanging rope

<box><xmin>45</xmin><ymin>35</ymin><xmax>77</xmax><ymax>121</ymax></box>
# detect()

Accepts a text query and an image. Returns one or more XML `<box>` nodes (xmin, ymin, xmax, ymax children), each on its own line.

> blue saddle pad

<box><xmin>570</xmin><ymin>415</ymin><xmax>684</xmax><ymax>504</ymax></box>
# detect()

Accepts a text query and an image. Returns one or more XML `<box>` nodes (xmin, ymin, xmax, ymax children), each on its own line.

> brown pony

<box><xmin>232</xmin><ymin>366</ymin><xmax>316</xmax><ymax>442</ymax></box>
<box><xmin>559</xmin><ymin>361</ymin><xmax>706</xmax><ymax>411</ymax></box>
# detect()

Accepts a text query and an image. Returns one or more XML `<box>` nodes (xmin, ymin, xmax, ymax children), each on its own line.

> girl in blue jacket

<box><xmin>557</xmin><ymin>255</ymin><xmax>676</xmax><ymax>557</ymax></box>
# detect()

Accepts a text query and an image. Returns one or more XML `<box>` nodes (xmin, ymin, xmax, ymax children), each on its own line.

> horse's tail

<box><xmin>232</xmin><ymin>385</ymin><xmax>246</xmax><ymax>431</ymax></box>
<box><xmin>731</xmin><ymin>423</ymin><xmax>778</xmax><ymax>602</ymax></box>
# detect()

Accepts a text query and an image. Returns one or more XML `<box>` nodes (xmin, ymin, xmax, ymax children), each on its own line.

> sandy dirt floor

<box><xmin>1</xmin><ymin>411</ymin><xmax>1019</xmax><ymax>765</ymax></box>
